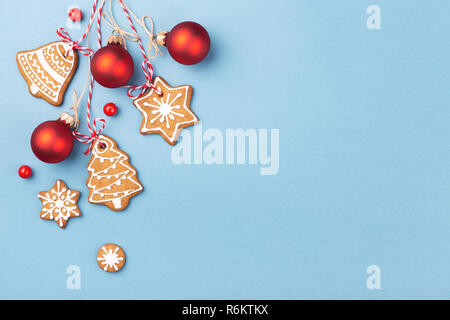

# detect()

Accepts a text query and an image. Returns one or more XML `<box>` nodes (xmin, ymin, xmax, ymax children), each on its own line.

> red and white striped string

<box><xmin>97</xmin><ymin>4</ymin><xmax>103</xmax><ymax>49</ymax></box>
<box><xmin>73</xmin><ymin>2</ymin><xmax>106</xmax><ymax>154</ymax></box>
<box><xmin>57</xmin><ymin>0</ymin><xmax>101</xmax><ymax>56</ymax></box>
<box><xmin>118</xmin><ymin>0</ymin><xmax>162</xmax><ymax>98</ymax></box>
<box><xmin>70</xmin><ymin>0</ymin><xmax>161</xmax><ymax>154</ymax></box>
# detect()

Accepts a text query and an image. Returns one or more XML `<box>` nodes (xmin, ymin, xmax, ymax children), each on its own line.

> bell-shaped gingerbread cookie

<box><xmin>16</xmin><ymin>41</ymin><xmax>78</xmax><ymax>106</ymax></box>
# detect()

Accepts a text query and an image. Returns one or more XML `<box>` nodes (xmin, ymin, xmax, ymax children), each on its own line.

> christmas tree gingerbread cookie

<box><xmin>86</xmin><ymin>135</ymin><xmax>143</xmax><ymax>211</ymax></box>
<box><xmin>38</xmin><ymin>179</ymin><xmax>81</xmax><ymax>229</ymax></box>
<box><xmin>133</xmin><ymin>76</ymin><xmax>199</xmax><ymax>145</ymax></box>
<box><xmin>16</xmin><ymin>41</ymin><xmax>78</xmax><ymax>106</ymax></box>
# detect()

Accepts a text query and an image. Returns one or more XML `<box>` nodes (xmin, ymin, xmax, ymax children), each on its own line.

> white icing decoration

<box><xmin>97</xmin><ymin>246</ymin><xmax>123</xmax><ymax>271</ymax></box>
<box><xmin>145</xmin><ymin>92</ymin><xmax>184</xmax><ymax>128</ymax></box>
<box><xmin>37</xmin><ymin>180</ymin><xmax>80</xmax><ymax>227</ymax></box>
<box><xmin>36</xmin><ymin>49</ymin><xmax>65</xmax><ymax>83</ymax></box>
<box><xmin>112</xmin><ymin>198</ymin><xmax>122</xmax><ymax>209</ymax></box>
<box><xmin>30</xmin><ymin>83</ymin><xmax>39</xmax><ymax>94</ymax></box>
<box><xmin>17</xmin><ymin>41</ymin><xmax>76</xmax><ymax>103</ymax></box>
<box><xmin>133</xmin><ymin>77</ymin><xmax>198</xmax><ymax>143</ymax></box>
<box><xmin>87</xmin><ymin>135</ymin><xmax>143</xmax><ymax>207</ymax></box>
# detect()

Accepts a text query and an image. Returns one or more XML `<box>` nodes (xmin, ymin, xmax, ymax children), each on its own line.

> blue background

<box><xmin>1</xmin><ymin>0</ymin><xmax>450</xmax><ymax>299</ymax></box>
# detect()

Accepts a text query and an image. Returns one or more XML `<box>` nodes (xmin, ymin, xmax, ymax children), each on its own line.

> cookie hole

<box><xmin>98</xmin><ymin>143</ymin><xmax>107</xmax><ymax>150</ymax></box>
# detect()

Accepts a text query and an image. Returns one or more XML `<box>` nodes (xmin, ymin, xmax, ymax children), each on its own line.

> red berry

<box><xmin>103</xmin><ymin>103</ymin><xmax>118</xmax><ymax>116</ymax></box>
<box><xmin>18</xmin><ymin>165</ymin><xmax>32</xmax><ymax>179</ymax></box>
<box><xmin>69</xmin><ymin>8</ymin><xmax>83</xmax><ymax>22</ymax></box>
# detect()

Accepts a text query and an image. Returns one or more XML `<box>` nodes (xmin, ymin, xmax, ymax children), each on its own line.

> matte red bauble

<box><xmin>157</xmin><ymin>21</ymin><xmax>210</xmax><ymax>65</ymax></box>
<box><xmin>91</xmin><ymin>35</ymin><xmax>134</xmax><ymax>88</ymax></box>
<box><xmin>30</xmin><ymin>113</ymin><xmax>75</xmax><ymax>163</ymax></box>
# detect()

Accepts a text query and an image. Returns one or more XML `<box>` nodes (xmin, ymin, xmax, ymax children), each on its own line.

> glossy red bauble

<box><xmin>91</xmin><ymin>43</ymin><xmax>134</xmax><ymax>88</ymax></box>
<box><xmin>31</xmin><ymin>119</ymin><xmax>74</xmax><ymax>163</ymax></box>
<box><xmin>18</xmin><ymin>165</ymin><xmax>32</xmax><ymax>179</ymax></box>
<box><xmin>165</xmin><ymin>21</ymin><xmax>210</xmax><ymax>65</ymax></box>
<box><xmin>103</xmin><ymin>102</ymin><xmax>118</xmax><ymax>116</ymax></box>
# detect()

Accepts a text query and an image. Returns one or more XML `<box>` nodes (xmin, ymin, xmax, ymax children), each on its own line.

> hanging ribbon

<box><xmin>56</xmin><ymin>28</ymin><xmax>94</xmax><ymax>56</ymax></box>
<box><xmin>72</xmin><ymin>76</ymin><xmax>106</xmax><ymax>154</ymax></box>
<box><xmin>102</xmin><ymin>0</ymin><xmax>163</xmax><ymax>59</ymax></box>
<box><xmin>72</xmin><ymin>1</ymin><xmax>107</xmax><ymax>154</ymax></box>
<box><xmin>101</xmin><ymin>0</ymin><xmax>138</xmax><ymax>49</ymax></box>
<box><xmin>117</xmin><ymin>0</ymin><xmax>162</xmax><ymax>98</ymax></box>
<box><xmin>56</xmin><ymin>0</ymin><xmax>102</xmax><ymax>57</ymax></box>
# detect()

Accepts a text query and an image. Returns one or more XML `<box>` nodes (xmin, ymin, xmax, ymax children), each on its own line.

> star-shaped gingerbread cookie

<box><xmin>38</xmin><ymin>179</ymin><xmax>81</xmax><ymax>229</ymax></box>
<box><xmin>133</xmin><ymin>76</ymin><xmax>198</xmax><ymax>145</ymax></box>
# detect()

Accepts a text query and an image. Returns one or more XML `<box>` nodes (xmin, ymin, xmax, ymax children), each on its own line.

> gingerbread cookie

<box><xmin>133</xmin><ymin>76</ymin><xmax>198</xmax><ymax>145</ymax></box>
<box><xmin>86</xmin><ymin>135</ymin><xmax>143</xmax><ymax>211</ymax></box>
<box><xmin>16</xmin><ymin>41</ymin><xmax>78</xmax><ymax>106</ymax></box>
<box><xmin>38</xmin><ymin>179</ymin><xmax>81</xmax><ymax>229</ymax></box>
<box><xmin>97</xmin><ymin>243</ymin><xmax>126</xmax><ymax>272</ymax></box>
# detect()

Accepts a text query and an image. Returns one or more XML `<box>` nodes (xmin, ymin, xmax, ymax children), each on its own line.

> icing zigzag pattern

<box><xmin>29</xmin><ymin>54</ymin><xmax>59</xmax><ymax>91</ymax></box>
<box><xmin>44</xmin><ymin>48</ymin><xmax>67</xmax><ymax>78</ymax></box>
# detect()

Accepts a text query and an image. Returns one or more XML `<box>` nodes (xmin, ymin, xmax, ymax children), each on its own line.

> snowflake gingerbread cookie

<box><xmin>133</xmin><ymin>76</ymin><xmax>199</xmax><ymax>145</ymax></box>
<box><xmin>16</xmin><ymin>41</ymin><xmax>78</xmax><ymax>106</ymax></box>
<box><xmin>38</xmin><ymin>179</ymin><xmax>81</xmax><ymax>229</ymax></box>
<box><xmin>97</xmin><ymin>243</ymin><xmax>126</xmax><ymax>272</ymax></box>
<box><xmin>87</xmin><ymin>135</ymin><xmax>143</xmax><ymax>211</ymax></box>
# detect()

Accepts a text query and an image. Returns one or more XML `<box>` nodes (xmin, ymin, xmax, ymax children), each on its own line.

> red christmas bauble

<box><xmin>91</xmin><ymin>40</ymin><xmax>134</xmax><ymax>88</ymax></box>
<box><xmin>103</xmin><ymin>102</ymin><xmax>118</xmax><ymax>116</ymax></box>
<box><xmin>18</xmin><ymin>165</ymin><xmax>32</xmax><ymax>179</ymax></box>
<box><xmin>31</xmin><ymin>119</ymin><xmax>74</xmax><ymax>163</ymax></box>
<box><xmin>165</xmin><ymin>21</ymin><xmax>210</xmax><ymax>65</ymax></box>
<box><xmin>69</xmin><ymin>8</ymin><xmax>83</xmax><ymax>22</ymax></box>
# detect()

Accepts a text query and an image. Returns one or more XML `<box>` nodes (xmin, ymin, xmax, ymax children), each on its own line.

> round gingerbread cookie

<box><xmin>97</xmin><ymin>243</ymin><xmax>126</xmax><ymax>272</ymax></box>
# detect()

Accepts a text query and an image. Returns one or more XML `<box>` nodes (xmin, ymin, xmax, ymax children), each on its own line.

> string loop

<box><xmin>56</xmin><ymin>0</ymin><xmax>102</xmax><ymax>56</ymax></box>
<box><xmin>102</xmin><ymin>0</ymin><xmax>163</xmax><ymax>59</ymax></box>
<box><xmin>72</xmin><ymin>1</ymin><xmax>107</xmax><ymax>155</ymax></box>
<box><xmin>117</xmin><ymin>0</ymin><xmax>162</xmax><ymax>98</ymax></box>
<box><xmin>126</xmin><ymin>59</ymin><xmax>157</xmax><ymax>99</ymax></box>
<box><xmin>73</xmin><ymin>117</ymin><xmax>106</xmax><ymax>154</ymax></box>
<box><xmin>56</xmin><ymin>28</ymin><xmax>94</xmax><ymax>56</ymax></box>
